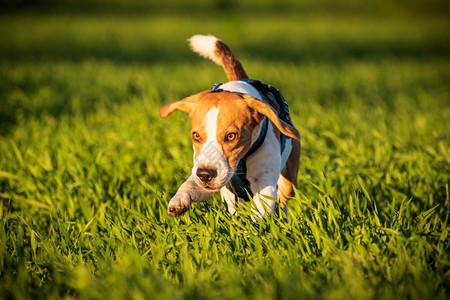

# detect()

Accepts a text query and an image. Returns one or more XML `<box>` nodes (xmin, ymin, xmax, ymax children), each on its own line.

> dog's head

<box><xmin>160</xmin><ymin>90</ymin><xmax>300</xmax><ymax>191</ymax></box>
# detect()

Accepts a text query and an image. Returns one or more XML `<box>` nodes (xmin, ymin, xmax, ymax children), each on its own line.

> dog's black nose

<box><xmin>196</xmin><ymin>168</ymin><xmax>217</xmax><ymax>183</ymax></box>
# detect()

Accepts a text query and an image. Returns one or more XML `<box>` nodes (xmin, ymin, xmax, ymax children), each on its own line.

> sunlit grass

<box><xmin>0</xmin><ymin>1</ymin><xmax>449</xmax><ymax>299</ymax></box>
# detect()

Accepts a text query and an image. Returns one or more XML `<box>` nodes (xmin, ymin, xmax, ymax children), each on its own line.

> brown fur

<box><xmin>214</xmin><ymin>40</ymin><xmax>248</xmax><ymax>81</ymax></box>
<box><xmin>278</xmin><ymin>138</ymin><xmax>301</xmax><ymax>207</ymax></box>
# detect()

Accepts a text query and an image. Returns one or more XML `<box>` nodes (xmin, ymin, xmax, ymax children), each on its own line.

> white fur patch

<box><xmin>205</xmin><ymin>107</ymin><xmax>220</xmax><ymax>148</ymax></box>
<box><xmin>193</xmin><ymin>107</ymin><xmax>221</xmax><ymax>171</ymax></box>
<box><xmin>189</xmin><ymin>35</ymin><xmax>221</xmax><ymax>65</ymax></box>
<box><xmin>193</xmin><ymin>107</ymin><xmax>231</xmax><ymax>189</ymax></box>
<box><xmin>194</xmin><ymin>107</ymin><xmax>221</xmax><ymax>167</ymax></box>
<box><xmin>219</xmin><ymin>81</ymin><xmax>262</xmax><ymax>100</ymax></box>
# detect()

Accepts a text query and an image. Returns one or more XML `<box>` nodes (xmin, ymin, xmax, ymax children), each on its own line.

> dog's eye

<box><xmin>192</xmin><ymin>132</ymin><xmax>202</xmax><ymax>142</ymax></box>
<box><xmin>226</xmin><ymin>133</ymin><xmax>236</xmax><ymax>142</ymax></box>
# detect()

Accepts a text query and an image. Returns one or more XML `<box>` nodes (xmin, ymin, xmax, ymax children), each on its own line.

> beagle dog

<box><xmin>160</xmin><ymin>35</ymin><xmax>301</xmax><ymax>218</ymax></box>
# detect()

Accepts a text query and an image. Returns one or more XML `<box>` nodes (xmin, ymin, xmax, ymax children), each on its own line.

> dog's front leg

<box><xmin>246</xmin><ymin>129</ymin><xmax>282</xmax><ymax>218</ymax></box>
<box><xmin>167</xmin><ymin>175</ymin><xmax>213</xmax><ymax>216</ymax></box>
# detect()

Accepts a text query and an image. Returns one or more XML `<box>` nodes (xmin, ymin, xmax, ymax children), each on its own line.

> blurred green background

<box><xmin>1</xmin><ymin>0</ymin><xmax>449</xmax><ymax>130</ymax></box>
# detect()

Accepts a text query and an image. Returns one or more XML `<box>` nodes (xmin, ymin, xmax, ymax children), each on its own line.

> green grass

<box><xmin>0</xmin><ymin>1</ymin><xmax>449</xmax><ymax>299</ymax></box>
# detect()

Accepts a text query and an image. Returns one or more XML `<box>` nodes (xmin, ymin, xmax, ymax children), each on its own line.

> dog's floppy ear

<box><xmin>159</xmin><ymin>90</ymin><xmax>210</xmax><ymax>118</ymax></box>
<box><xmin>242</xmin><ymin>94</ymin><xmax>300</xmax><ymax>141</ymax></box>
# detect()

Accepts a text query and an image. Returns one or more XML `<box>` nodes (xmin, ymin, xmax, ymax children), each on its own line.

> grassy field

<box><xmin>0</xmin><ymin>0</ymin><xmax>449</xmax><ymax>299</ymax></box>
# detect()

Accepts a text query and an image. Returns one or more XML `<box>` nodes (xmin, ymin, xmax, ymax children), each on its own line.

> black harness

<box><xmin>212</xmin><ymin>78</ymin><xmax>293</xmax><ymax>202</ymax></box>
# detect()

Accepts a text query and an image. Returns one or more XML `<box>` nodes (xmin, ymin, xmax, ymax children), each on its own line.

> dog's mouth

<box><xmin>200</xmin><ymin>180</ymin><xmax>228</xmax><ymax>191</ymax></box>
<box><xmin>202</xmin><ymin>185</ymin><xmax>220</xmax><ymax>191</ymax></box>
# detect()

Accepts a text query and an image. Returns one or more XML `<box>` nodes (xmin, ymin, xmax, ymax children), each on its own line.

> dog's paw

<box><xmin>167</xmin><ymin>193</ymin><xmax>192</xmax><ymax>216</ymax></box>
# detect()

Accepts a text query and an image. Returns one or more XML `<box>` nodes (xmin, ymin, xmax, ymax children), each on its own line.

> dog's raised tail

<box><xmin>189</xmin><ymin>34</ymin><xmax>248</xmax><ymax>81</ymax></box>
